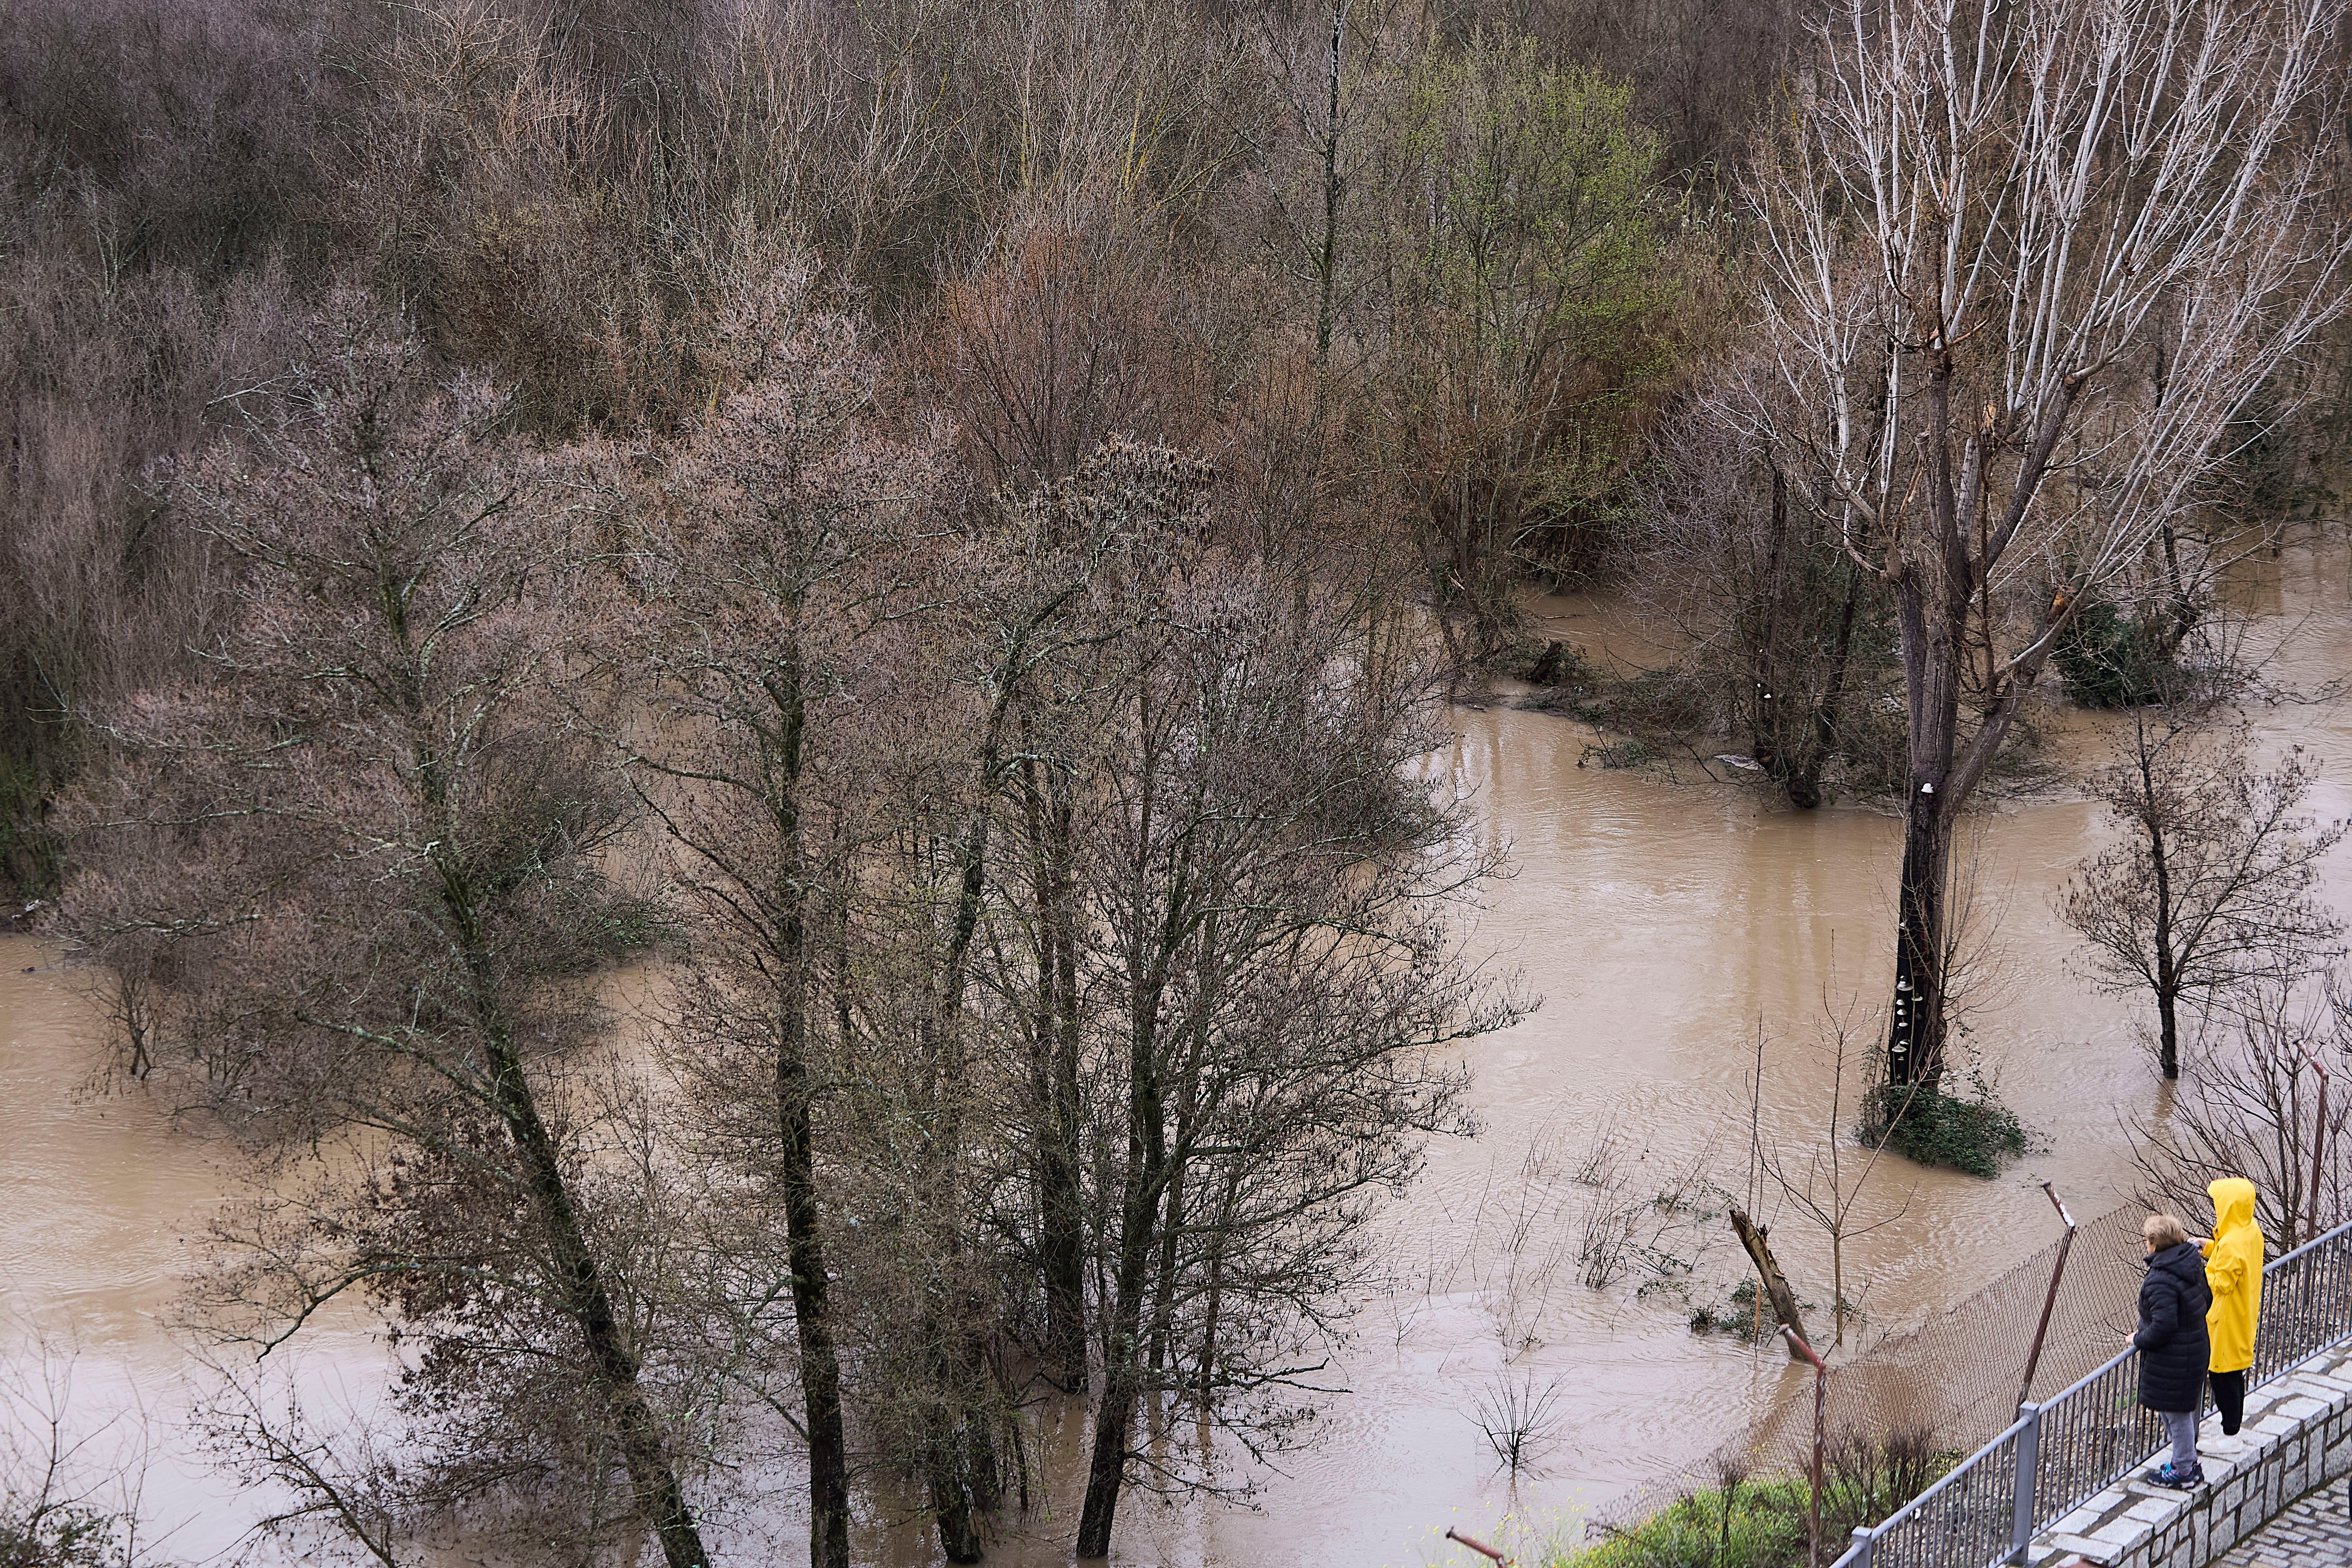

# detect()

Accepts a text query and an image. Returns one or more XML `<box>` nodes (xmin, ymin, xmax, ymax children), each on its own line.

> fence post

<box><xmin>2010</xmin><ymin>1402</ymin><xmax>2043</xmax><ymax>1565</ymax></box>
<box><xmin>1847</xmin><ymin>1524</ymin><xmax>1874</xmax><ymax>1568</ymax></box>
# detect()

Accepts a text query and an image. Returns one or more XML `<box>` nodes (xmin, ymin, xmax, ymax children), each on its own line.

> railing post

<box><xmin>1848</xmin><ymin>1524</ymin><xmax>1875</xmax><ymax>1568</ymax></box>
<box><xmin>2011</xmin><ymin>1403</ymin><xmax>2043</xmax><ymax>1565</ymax></box>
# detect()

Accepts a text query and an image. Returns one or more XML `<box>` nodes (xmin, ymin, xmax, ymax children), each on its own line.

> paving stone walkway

<box><xmin>2213</xmin><ymin>1479</ymin><xmax>2352</xmax><ymax>1568</ymax></box>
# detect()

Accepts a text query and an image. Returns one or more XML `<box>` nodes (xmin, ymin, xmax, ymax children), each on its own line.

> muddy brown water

<box><xmin>7</xmin><ymin>530</ymin><xmax>2352</xmax><ymax>1566</ymax></box>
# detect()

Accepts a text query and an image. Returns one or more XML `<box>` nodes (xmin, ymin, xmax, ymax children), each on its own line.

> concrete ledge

<box><xmin>2025</xmin><ymin>1342</ymin><xmax>2352</xmax><ymax>1568</ymax></box>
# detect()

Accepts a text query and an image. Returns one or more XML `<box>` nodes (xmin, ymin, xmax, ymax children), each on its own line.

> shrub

<box><xmin>1559</xmin><ymin>1429</ymin><xmax>1948</xmax><ymax>1568</ymax></box>
<box><xmin>0</xmin><ymin>1502</ymin><xmax>130</xmax><ymax>1568</ymax></box>
<box><xmin>1859</xmin><ymin>1080</ymin><xmax>2029</xmax><ymax>1179</ymax></box>
<box><xmin>2053</xmin><ymin>600</ymin><xmax>2169</xmax><ymax>708</ymax></box>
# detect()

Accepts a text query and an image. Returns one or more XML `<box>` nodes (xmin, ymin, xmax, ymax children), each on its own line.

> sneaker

<box><xmin>2143</xmin><ymin>1463</ymin><xmax>2203</xmax><ymax>1490</ymax></box>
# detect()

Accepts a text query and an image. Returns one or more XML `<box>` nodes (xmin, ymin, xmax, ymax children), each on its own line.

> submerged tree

<box><xmin>1067</xmin><ymin>491</ymin><xmax>1523</xmax><ymax>1557</ymax></box>
<box><xmin>1640</xmin><ymin>351</ymin><xmax>1892</xmax><ymax>809</ymax></box>
<box><xmin>602</xmin><ymin>274</ymin><xmax>945</xmax><ymax>1568</ymax></box>
<box><xmin>2060</xmin><ymin>713</ymin><xmax>2345</xmax><ymax>1079</ymax></box>
<box><xmin>64</xmin><ymin>311</ymin><xmax>711</xmax><ymax>1567</ymax></box>
<box><xmin>1748</xmin><ymin>0</ymin><xmax>2352</xmax><ymax>1094</ymax></box>
<box><xmin>2131</xmin><ymin>975</ymin><xmax>2352</xmax><ymax>1248</ymax></box>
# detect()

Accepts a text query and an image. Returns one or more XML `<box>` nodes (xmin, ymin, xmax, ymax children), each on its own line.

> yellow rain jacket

<box><xmin>2203</xmin><ymin>1177</ymin><xmax>2264</xmax><ymax>1374</ymax></box>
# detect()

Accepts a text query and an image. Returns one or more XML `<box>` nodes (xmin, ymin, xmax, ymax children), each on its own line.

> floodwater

<box><xmin>7</xmin><ymin>527</ymin><xmax>2352</xmax><ymax>1567</ymax></box>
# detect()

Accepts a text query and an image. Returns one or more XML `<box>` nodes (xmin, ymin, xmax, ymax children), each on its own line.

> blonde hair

<box><xmin>2143</xmin><ymin>1213</ymin><xmax>2189</xmax><ymax>1248</ymax></box>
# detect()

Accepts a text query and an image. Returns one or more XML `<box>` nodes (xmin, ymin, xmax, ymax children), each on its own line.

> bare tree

<box><xmin>600</xmin><ymin>268</ymin><xmax>948</xmax><ymax>1568</ymax></box>
<box><xmin>920</xmin><ymin>207</ymin><xmax>1207</xmax><ymax>492</ymax></box>
<box><xmin>2061</xmin><ymin>713</ymin><xmax>2345</xmax><ymax>1079</ymax></box>
<box><xmin>1638</xmin><ymin>360</ymin><xmax>1893</xmax><ymax>809</ymax></box>
<box><xmin>1068</xmin><ymin>494</ymin><xmax>1524</xmax><ymax>1557</ymax></box>
<box><xmin>1745</xmin><ymin>0</ymin><xmax>2352</xmax><ymax>1092</ymax></box>
<box><xmin>1468</xmin><ymin>1373</ymin><xmax>1566</xmax><ymax>1480</ymax></box>
<box><xmin>62</xmin><ymin>308</ymin><xmax>711</xmax><ymax>1568</ymax></box>
<box><xmin>2132</xmin><ymin>975</ymin><xmax>2352</xmax><ymax>1249</ymax></box>
<box><xmin>1758</xmin><ymin>1004</ymin><xmax>1918</xmax><ymax>1346</ymax></box>
<box><xmin>0</xmin><ymin>1313</ymin><xmax>160</xmax><ymax>1568</ymax></box>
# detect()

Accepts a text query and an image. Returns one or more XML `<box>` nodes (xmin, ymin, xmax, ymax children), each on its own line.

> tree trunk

<box><xmin>1886</xmin><ymin>798</ymin><xmax>1952</xmax><ymax>1087</ymax></box>
<box><xmin>432</xmin><ymin>797</ymin><xmax>706</xmax><ymax>1566</ymax></box>
<box><xmin>1752</xmin><ymin>467</ymin><xmax>1790</xmax><ymax>780</ymax></box>
<box><xmin>1195</xmin><ymin>1163</ymin><xmax>1241</xmax><ymax>1400</ymax></box>
<box><xmin>1027</xmin><ymin>771</ymin><xmax>1088</xmax><ymax>1390</ymax></box>
<box><xmin>1148</xmin><ymin>1162</ymin><xmax>1184</xmax><ymax>1380</ymax></box>
<box><xmin>963</xmin><ymin>1398</ymin><xmax>1004</xmax><ymax>1516</ymax></box>
<box><xmin>770</xmin><ymin>644</ymin><xmax>853</xmax><ymax>1568</ymax></box>
<box><xmin>925</xmin><ymin>1390</ymin><xmax>984</xmax><ymax>1565</ymax></box>
<box><xmin>914</xmin><ymin>681</ymin><xmax>1019</xmax><ymax>1563</ymax></box>
<box><xmin>477</xmin><ymin>987</ymin><xmax>709</xmax><ymax>1568</ymax></box>
<box><xmin>1076</xmin><ymin>940</ymin><xmax>1174</xmax><ymax>1558</ymax></box>
<box><xmin>778</xmin><ymin>989</ymin><xmax>851</xmax><ymax>1568</ymax></box>
<box><xmin>1075</xmin><ymin>1205</ymin><xmax>1158</xmax><ymax>1558</ymax></box>
<box><xmin>1788</xmin><ymin>545</ymin><xmax>1867</xmax><ymax>811</ymax></box>
<box><xmin>1044</xmin><ymin>939</ymin><xmax>1088</xmax><ymax>1387</ymax></box>
<box><xmin>1313</xmin><ymin>1</ymin><xmax>1345</xmax><ymax>376</ymax></box>
<box><xmin>1884</xmin><ymin>553</ymin><xmax>1964</xmax><ymax>1091</ymax></box>
<box><xmin>2150</xmin><ymin>815</ymin><xmax>2181</xmax><ymax>1080</ymax></box>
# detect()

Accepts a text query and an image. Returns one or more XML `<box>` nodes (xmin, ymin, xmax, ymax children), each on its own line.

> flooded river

<box><xmin>8</xmin><ymin>528</ymin><xmax>2352</xmax><ymax>1566</ymax></box>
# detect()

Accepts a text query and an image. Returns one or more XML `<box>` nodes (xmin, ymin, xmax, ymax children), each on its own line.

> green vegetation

<box><xmin>1379</xmin><ymin>35</ymin><xmax>1674</xmax><ymax>661</ymax></box>
<box><xmin>1861</xmin><ymin>1080</ymin><xmax>2030</xmax><ymax>1179</ymax></box>
<box><xmin>0</xmin><ymin>1504</ymin><xmax>130</xmax><ymax>1568</ymax></box>
<box><xmin>1549</xmin><ymin>1432</ymin><xmax>1950</xmax><ymax>1568</ymax></box>
<box><xmin>2053</xmin><ymin>600</ymin><xmax>2172</xmax><ymax>710</ymax></box>
<box><xmin>0</xmin><ymin>754</ymin><xmax>60</xmax><ymax>902</ymax></box>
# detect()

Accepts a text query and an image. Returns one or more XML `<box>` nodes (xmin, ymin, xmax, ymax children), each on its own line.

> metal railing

<box><xmin>1829</xmin><ymin>1216</ymin><xmax>2352</xmax><ymax>1568</ymax></box>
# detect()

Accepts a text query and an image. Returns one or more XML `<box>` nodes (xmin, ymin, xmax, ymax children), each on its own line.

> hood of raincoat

<box><xmin>2204</xmin><ymin>1177</ymin><xmax>2264</xmax><ymax>1374</ymax></box>
<box><xmin>2211</xmin><ymin>1178</ymin><xmax>2257</xmax><ymax>1238</ymax></box>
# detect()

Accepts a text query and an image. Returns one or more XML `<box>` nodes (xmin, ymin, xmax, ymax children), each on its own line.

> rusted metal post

<box><xmin>1445</xmin><ymin>1526</ymin><xmax>1512</xmax><ymax>1566</ymax></box>
<box><xmin>2019</xmin><ymin>1181</ymin><xmax>2076</xmax><ymax>1409</ymax></box>
<box><xmin>1783</xmin><ymin>1324</ymin><xmax>1828</xmax><ymax>1568</ymax></box>
<box><xmin>2304</xmin><ymin>1049</ymin><xmax>2329</xmax><ymax>1249</ymax></box>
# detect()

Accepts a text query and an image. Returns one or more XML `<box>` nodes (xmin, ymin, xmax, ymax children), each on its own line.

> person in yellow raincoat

<box><xmin>2192</xmin><ymin>1177</ymin><xmax>2264</xmax><ymax>1436</ymax></box>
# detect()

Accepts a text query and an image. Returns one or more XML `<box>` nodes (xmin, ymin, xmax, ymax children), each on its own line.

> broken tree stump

<box><xmin>1730</xmin><ymin>1206</ymin><xmax>1811</xmax><ymax>1359</ymax></box>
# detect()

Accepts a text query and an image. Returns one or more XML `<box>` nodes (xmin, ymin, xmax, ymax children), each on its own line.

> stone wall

<box><xmin>2033</xmin><ymin>1341</ymin><xmax>2352</xmax><ymax>1568</ymax></box>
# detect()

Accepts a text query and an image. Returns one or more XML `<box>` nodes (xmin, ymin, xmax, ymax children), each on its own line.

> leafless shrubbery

<box><xmin>0</xmin><ymin>199</ymin><xmax>300</xmax><ymax>895</ymax></box>
<box><xmin>0</xmin><ymin>1315</ymin><xmax>159</xmax><ymax>1568</ymax></box>
<box><xmin>1570</xmin><ymin>1119</ymin><xmax>1651</xmax><ymax>1291</ymax></box>
<box><xmin>2061</xmin><ymin>711</ymin><xmax>2346</xmax><ymax>1079</ymax></box>
<box><xmin>1446</xmin><ymin>1109</ymin><xmax>1722</xmax><ymax>1348</ymax></box>
<box><xmin>1468</xmin><ymin>1372</ymin><xmax>1567</xmax><ymax>1479</ymax></box>
<box><xmin>1752</xmin><ymin>1006</ymin><xmax>1918</xmax><ymax>1347</ymax></box>
<box><xmin>1632</xmin><ymin>349</ymin><xmax>1897</xmax><ymax>810</ymax></box>
<box><xmin>2132</xmin><ymin>978</ymin><xmax>2352</xmax><ymax>1251</ymax></box>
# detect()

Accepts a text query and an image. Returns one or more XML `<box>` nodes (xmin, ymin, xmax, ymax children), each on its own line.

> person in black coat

<box><xmin>2133</xmin><ymin>1212</ymin><xmax>2211</xmax><ymax>1489</ymax></box>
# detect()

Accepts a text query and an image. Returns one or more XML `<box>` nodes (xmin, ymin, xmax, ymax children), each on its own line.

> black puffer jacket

<box><xmin>2135</xmin><ymin>1241</ymin><xmax>2212</xmax><ymax>1413</ymax></box>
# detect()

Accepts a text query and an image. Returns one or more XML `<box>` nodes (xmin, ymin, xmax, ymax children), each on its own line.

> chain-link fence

<box><xmin>1623</xmin><ymin>1200</ymin><xmax>2152</xmax><ymax>1514</ymax></box>
<box><xmin>1832</xmin><ymin>1215</ymin><xmax>2352</xmax><ymax>1568</ymax></box>
<box><xmin>1604</xmin><ymin>1203</ymin><xmax>2352</xmax><ymax>1568</ymax></box>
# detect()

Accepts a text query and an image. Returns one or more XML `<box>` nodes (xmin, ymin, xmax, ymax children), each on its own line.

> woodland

<box><xmin>4</xmin><ymin>0</ymin><xmax>2351</xmax><ymax>1564</ymax></box>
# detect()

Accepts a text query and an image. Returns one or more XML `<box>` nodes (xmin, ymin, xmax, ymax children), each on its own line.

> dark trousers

<box><xmin>2210</xmin><ymin>1368</ymin><xmax>2246</xmax><ymax>1435</ymax></box>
